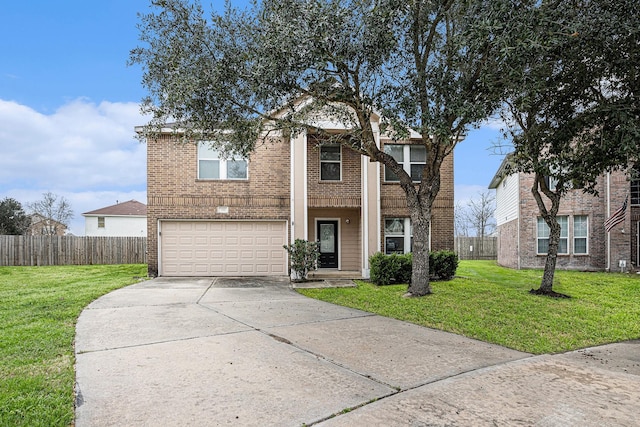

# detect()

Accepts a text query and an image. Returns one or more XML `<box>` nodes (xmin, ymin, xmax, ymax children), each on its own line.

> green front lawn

<box><xmin>0</xmin><ymin>264</ymin><xmax>147</xmax><ymax>427</ymax></box>
<box><xmin>298</xmin><ymin>260</ymin><xmax>640</xmax><ymax>354</ymax></box>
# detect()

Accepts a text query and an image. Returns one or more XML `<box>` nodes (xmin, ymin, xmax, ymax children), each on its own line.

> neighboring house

<box><xmin>82</xmin><ymin>200</ymin><xmax>147</xmax><ymax>237</ymax></box>
<box><xmin>27</xmin><ymin>214</ymin><xmax>68</xmax><ymax>236</ymax></box>
<box><xmin>140</xmin><ymin>113</ymin><xmax>454</xmax><ymax>278</ymax></box>
<box><xmin>489</xmin><ymin>154</ymin><xmax>634</xmax><ymax>272</ymax></box>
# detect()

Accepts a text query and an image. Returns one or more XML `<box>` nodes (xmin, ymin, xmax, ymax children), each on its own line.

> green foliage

<box><xmin>0</xmin><ymin>264</ymin><xmax>146</xmax><ymax>426</ymax></box>
<box><xmin>131</xmin><ymin>0</ymin><xmax>521</xmax><ymax>296</ymax></box>
<box><xmin>0</xmin><ymin>197</ymin><xmax>30</xmax><ymax>235</ymax></box>
<box><xmin>369</xmin><ymin>251</ymin><xmax>457</xmax><ymax>285</ymax></box>
<box><xmin>283</xmin><ymin>239</ymin><xmax>319</xmax><ymax>282</ymax></box>
<box><xmin>369</xmin><ymin>252</ymin><xmax>410</xmax><ymax>286</ymax></box>
<box><xmin>430</xmin><ymin>250</ymin><xmax>459</xmax><ymax>280</ymax></box>
<box><xmin>299</xmin><ymin>260</ymin><xmax>640</xmax><ymax>354</ymax></box>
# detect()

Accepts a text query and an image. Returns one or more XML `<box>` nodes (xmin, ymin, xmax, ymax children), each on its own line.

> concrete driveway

<box><xmin>75</xmin><ymin>277</ymin><xmax>640</xmax><ymax>426</ymax></box>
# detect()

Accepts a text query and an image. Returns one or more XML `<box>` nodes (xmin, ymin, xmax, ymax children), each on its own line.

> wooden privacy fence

<box><xmin>0</xmin><ymin>236</ymin><xmax>147</xmax><ymax>266</ymax></box>
<box><xmin>455</xmin><ymin>236</ymin><xmax>497</xmax><ymax>260</ymax></box>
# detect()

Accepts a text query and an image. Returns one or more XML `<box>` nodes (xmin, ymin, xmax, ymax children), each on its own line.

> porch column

<box><xmin>362</xmin><ymin>128</ymin><xmax>381</xmax><ymax>278</ymax></box>
<box><xmin>290</xmin><ymin>130</ymin><xmax>308</xmax><ymax>242</ymax></box>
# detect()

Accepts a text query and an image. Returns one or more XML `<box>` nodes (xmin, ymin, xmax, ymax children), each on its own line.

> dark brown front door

<box><xmin>317</xmin><ymin>220</ymin><xmax>338</xmax><ymax>268</ymax></box>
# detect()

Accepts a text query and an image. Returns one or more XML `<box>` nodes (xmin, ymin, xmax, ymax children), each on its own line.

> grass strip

<box><xmin>0</xmin><ymin>264</ymin><xmax>147</xmax><ymax>426</ymax></box>
<box><xmin>298</xmin><ymin>260</ymin><xmax>640</xmax><ymax>354</ymax></box>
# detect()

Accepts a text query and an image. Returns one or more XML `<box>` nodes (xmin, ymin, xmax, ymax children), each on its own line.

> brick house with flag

<box><xmin>489</xmin><ymin>153</ymin><xmax>637</xmax><ymax>272</ymax></box>
<box><xmin>139</xmin><ymin>111</ymin><xmax>454</xmax><ymax>278</ymax></box>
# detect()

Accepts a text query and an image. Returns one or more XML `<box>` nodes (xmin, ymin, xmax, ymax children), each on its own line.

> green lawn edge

<box><xmin>298</xmin><ymin>260</ymin><xmax>640</xmax><ymax>355</ymax></box>
<box><xmin>0</xmin><ymin>264</ymin><xmax>147</xmax><ymax>427</ymax></box>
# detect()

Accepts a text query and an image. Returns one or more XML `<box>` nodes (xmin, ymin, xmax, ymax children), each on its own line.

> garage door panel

<box><xmin>160</xmin><ymin>220</ymin><xmax>287</xmax><ymax>276</ymax></box>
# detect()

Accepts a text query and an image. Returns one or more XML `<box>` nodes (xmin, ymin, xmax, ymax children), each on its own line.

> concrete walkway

<box><xmin>75</xmin><ymin>277</ymin><xmax>640</xmax><ymax>426</ymax></box>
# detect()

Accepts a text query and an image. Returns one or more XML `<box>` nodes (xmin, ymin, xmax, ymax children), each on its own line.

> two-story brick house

<box><xmin>140</xmin><ymin>113</ymin><xmax>454</xmax><ymax>278</ymax></box>
<box><xmin>489</xmin><ymin>153</ymin><xmax>634</xmax><ymax>272</ymax></box>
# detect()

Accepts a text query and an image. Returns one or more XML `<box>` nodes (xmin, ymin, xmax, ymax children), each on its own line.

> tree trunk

<box><xmin>539</xmin><ymin>218</ymin><xmax>560</xmax><ymax>293</ymax></box>
<box><xmin>407</xmin><ymin>209</ymin><xmax>432</xmax><ymax>296</ymax></box>
<box><xmin>529</xmin><ymin>173</ymin><xmax>568</xmax><ymax>297</ymax></box>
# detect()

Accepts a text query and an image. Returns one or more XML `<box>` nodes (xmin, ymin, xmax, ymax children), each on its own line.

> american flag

<box><xmin>605</xmin><ymin>195</ymin><xmax>628</xmax><ymax>233</ymax></box>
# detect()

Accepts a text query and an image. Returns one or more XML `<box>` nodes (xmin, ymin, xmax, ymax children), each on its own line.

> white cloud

<box><xmin>0</xmin><ymin>98</ymin><xmax>147</xmax><ymax>191</ymax></box>
<box><xmin>455</xmin><ymin>184</ymin><xmax>493</xmax><ymax>206</ymax></box>
<box><xmin>0</xmin><ymin>98</ymin><xmax>149</xmax><ymax>235</ymax></box>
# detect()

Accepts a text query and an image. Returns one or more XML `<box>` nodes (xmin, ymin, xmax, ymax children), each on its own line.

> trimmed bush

<box><xmin>369</xmin><ymin>250</ymin><xmax>458</xmax><ymax>285</ymax></box>
<box><xmin>396</xmin><ymin>253</ymin><xmax>412</xmax><ymax>284</ymax></box>
<box><xmin>369</xmin><ymin>252</ymin><xmax>397</xmax><ymax>286</ymax></box>
<box><xmin>430</xmin><ymin>250</ymin><xmax>459</xmax><ymax>280</ymax></box>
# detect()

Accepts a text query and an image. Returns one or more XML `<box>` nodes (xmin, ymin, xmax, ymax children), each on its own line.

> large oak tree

<box><xmin>500</xmin><ymin>0</ymin><xmax>640</xmax><ymax>295</ymax></box>
<box><xmin>131</xmin><ymin>0</ymin><xmax>517</xmax><ymax>295</ymax></box>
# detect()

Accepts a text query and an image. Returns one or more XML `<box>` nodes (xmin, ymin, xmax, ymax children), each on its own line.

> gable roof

<box><xmin>488</xmin><ymin>153</ymin><xmax>514</xmax><ymax>189</ymax></box>
<box><xmin>82</xmin><ymin>200</ymin><xmax>147</xmax><ymax>217</ymax></box>
<box><xmin>29</xmin><ymin>214</ymin><xmax>67</xmax><ymax>228</ymax></box>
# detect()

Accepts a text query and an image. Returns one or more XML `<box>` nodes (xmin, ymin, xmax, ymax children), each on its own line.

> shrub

<box><xmin>369</xmin><ymin>252</ymin><xmax>397</xmax><ymax>286</ymax></box>
<box><xmin>369</xmin><ymin>250</ymin><xmax>458</xmax><ymax>285</ymax></box>
<box><xmin>396</xmin><ymin>253</ymin><xmax>413</xmax><ymax>284</ymax></box>
<box><xmin>283</xmin><ymin>239</ymin><xmax>319</xmax><ymax>281</ymax></box>
<box><xmin>431</xmin><ymin>250</ymin><xmax>459</xmax><ymax>280</ymax></box>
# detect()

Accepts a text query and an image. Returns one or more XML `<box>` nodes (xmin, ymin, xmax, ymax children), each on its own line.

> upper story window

<box><xmin>544</xmin><ymin>176</ymin><xmax>559</xmax><ymax>191</ymax></box>
<box><xmin>631</xmin><ymin>166</ymin><xmax>640</xmax><ymax>205</ymax></box>
<box><xmin>198</xmin><ymin>143</ymin><xmax>248</xmax><ymax>180</ymax></box>
<box><xmin>320</xmin><ymin>145</ymin><xmax>341</xmax><ymax>181</ymax></box>
<box><xmin>384</xmin><ymin>144</ymin><xmax>426</xmax><ymax>182</ymax></box>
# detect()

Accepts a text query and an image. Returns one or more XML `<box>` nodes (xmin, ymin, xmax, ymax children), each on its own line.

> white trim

<box><xmin>303</xmin><ymin>131</ymin><xmax>309</xmax><ymax>240</ymax></box>
<box><xmin>290</xmin><ymin>136</ymin><xmax>296</xmax><ymax>243</ymax></box>
<box><xmin>157</xmin><ymin>219</ymin><xmax>162</xmax><ymax>276</ymax></box>
<box><xmin>362</xmin><ymin>152</ymin><xmax>369</xmax><ymax>278</ymax></box>
<box><xmin>319</xmin><ymin>144</ymin><xmax>342</xmax><ymax>181</ymax></box>
<box><xmin>383</xmin><ymin>144</ymin><xmax>426</xmax><ymax>183</ymax></box>
<box><xmin>197</xmin><ymin>143</ymin><xmax>248</xmax><ymax>180</ymax></box>
<box><xmin>536</xmin><ymin>216</ymin><xmax>569</xmax><ymax>255</ymax></box>
<box><xmin>384</xmin><ymin>217</ymin><xmax>413</xmax><ymax>254</ymax></box>
<box><xmin>315</xmin><ymin>218</ymin><xmax>341</xmax><ymax>270</ymax></box>
<box><xmin>572</xmin><ymin>215</ymin><xmax>589</xmax><ymax>255</ymax></box>
<box><xmin>376</xmin><ymin>140</ymin><xmax>381</xmax><ymax>253</ymax></box>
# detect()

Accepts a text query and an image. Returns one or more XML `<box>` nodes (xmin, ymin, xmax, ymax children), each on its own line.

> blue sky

<box><xmin>0</xmin><ymin>0</ymin><xmax>506</xmax><ymax>235</ymax></box>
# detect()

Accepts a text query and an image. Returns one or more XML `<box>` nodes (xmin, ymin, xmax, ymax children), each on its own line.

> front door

<box><xmin>317</xmin><ymin>220</ymin><xmax>338</xmax><ymax>268</ymax></box>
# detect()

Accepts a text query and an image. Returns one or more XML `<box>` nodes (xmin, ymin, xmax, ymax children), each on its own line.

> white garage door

<box><xmin>160</xmin><ymin>221</ymin><xmax>287</xmax><ymax>276</ymax></box>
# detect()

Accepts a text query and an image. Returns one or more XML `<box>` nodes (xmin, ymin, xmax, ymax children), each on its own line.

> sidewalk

<box><xmin>75</xmin><ymin>277</ymin><xmax>640</xmax><ymax>426</ymax></box>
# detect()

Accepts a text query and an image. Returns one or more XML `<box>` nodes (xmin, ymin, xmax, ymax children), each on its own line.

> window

<box><xmin>98</xmin><ymin>217</ymin><xmax>105</xmax><ymax>228</ymax></box>
<box><xmin>320</xmin><ymin>145</ymin><xmax>341</xmax><ymax>181</ymax></box>
<box><xmin>384</xmin><ymin>144</ymin><xmax>426</xmax><ymax>182</ymax></box>
<box><xmin>573</xmin><ymin>215</ymin><xmax>588</xmax><ymax>254</ymax></box>
<box><xmin>384</xmin><ymin>218</ymin><xmax>413</xmax><ymax>254</ymax></box>
<box><xmin>544</xmin><ymin>176</ymin><xmax>559</xmax><ymax>191</ymax></box>
<box><xmin>198</xmin><ymin>143</ymin><xmax>248</xmax><ymax>180</ymax></box>
<box><xmin>631</xmin><ymin>166</ymin><xmax>640</xmax><ymax>205</ymax></box>
<box><xmin>537</xmin><ymin>216</ymin><xmax>568</xmax><ymax>254</ymax></box>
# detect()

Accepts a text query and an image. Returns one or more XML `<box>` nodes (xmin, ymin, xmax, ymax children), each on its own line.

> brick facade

<box><xmin>146</xmin><ymin>130</ymin><xmax>455</xmax><ymax>277</ymax></box>
<box><xmin>494</xmin><ymin>169</ymin><xmax>632</xmax><ymax>272</ymax></box>
<box><xmin>379</xmin><ymin>140</ymin><xmax>455</xmax><ymax>252</ymax></box>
